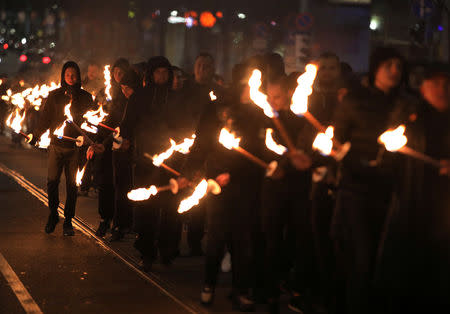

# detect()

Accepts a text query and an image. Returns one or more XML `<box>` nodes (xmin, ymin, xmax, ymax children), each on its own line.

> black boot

<box><xmin>63</xmin><ymin>219</ymin><xmax>75</xmax><ymax>236</ymax></box>
<box><xmin>109</xmin><ymin>227</ymin><xmax>125</xmax><ymax>241</ymax></box>
<box><xmin>45</xmin><ymin>213</ymin><xmax>59</xmax><ymax>234</ymax></box>
<box><xmin>95</xmin><ymin>219</ymin><xmax>110</xmax><ymax>237</ymax></box>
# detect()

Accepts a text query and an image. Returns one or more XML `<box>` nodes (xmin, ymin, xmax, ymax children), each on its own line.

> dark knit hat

<box><xmin>422</xmin><ymin>62</ymin><xmax>450</xmax><ymax>81</ymax></box>
<box><xmin>368</xmin><ymin>46</ymin><xmax>405</xmax><ymax>85</ymax></box>
<box><xmin>112</xmin><ymin>58</ymin><xmax>130</xmax><ymax>72</ymax></box>
<box><xmin>119</xmin><ymin>69</ymin><xmax>142</xmax><ymax>91</ymax></box>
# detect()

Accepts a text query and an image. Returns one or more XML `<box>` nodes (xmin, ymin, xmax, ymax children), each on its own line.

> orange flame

<box><xmin>313</xmin><ymin>126</ymin><xmax>334</xmax><ymax>156</ymax></box>
<box><xmin>64</xmin><ymin>103</ymin><xmax>73</xmax><ymax>121</ymax></box>
<box><xmin>378</xmin><ymin>125</ymin><xmax>407</xmax><ymax>152</ymax></box>
<box><xmin>104</xmin><ymin>65</ymin><xmax>112</xmax><ymax>101</ymax></box>
<box><xmin>127</xmin><ymin>185</ymin><xmax>158</xmax><ymax>201</ymax></box>
<box><xmin>81</xmin><ymin>105</ymin><xmax>109</xmax><ymax>133</ymax></box>
<box><xmin>53</xmin><ymin>121</ymin><xmax>67</xmax><ymax>138</ymax></box>
<box><xmin>248</xmin><ymin>69</ymin><xmax>276</xmax><ymax>118</ymax></box>
<box><xmin>209</xmin><ymin>91</ymin><xmax>217</xmax><ymax>101</ymax></box>
<box><xmin>37</xmin><ymin>129</ymin><xmax>51</xmax><ymax>148</ymax></box>
<box><xmin>178</xmin><ymin>179</ymin><xmax>209</xmax><ymax>214</ymax></box>
<box><xmin>152</xmin><ymin>135</ymin><xmax>196</xmax><ymax>166</ymax></box>
<box><xmin>290</xmin><ymin>64</ymin><xmax>318</xmax><ymax>115</ymax></box>
<box><xmin>265</xmin><ymin>128</ymin><xmax>287</xmax><ymax>155</ymax></box>
<box><xmin>219</xmin><ymin>128</ymin><xmax>241</xmax><ymax>150</ymax></box>
<box><xmin>6</xmin><ymin>109</ymin><xmax>26</xmax><ymax>134</ymax></box>
<box><xmin>76</xmin><ymin>164</ymin><xmax>87</xmax><ymax>186</ymax></box>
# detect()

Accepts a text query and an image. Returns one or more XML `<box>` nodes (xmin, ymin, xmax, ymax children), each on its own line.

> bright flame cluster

<box><xmin>248</xmin><ymin>70</ymin><xmax>276</xmax><ymax>118</ymax></box>
<box><xmin>76</xmin><ymin>164</ymin><xmax>87</xmax><ymax>186</ymax></box>
<box><xmin>265</xmin><ymin>128</ymin><xmax>287</xmax><ymax>155</ymax></box>
<box><xmin>219</xmin><ymin>128</ymin><xmax>241</xmax><ymax>150</ymax></box>
<box><xmin>378</xmin><ymin>125</ymin><xmax>407</xmax><ymax>152</ymax></box>
<box><xmin>80</xmin><ymin>105</ymin><xmax>109</xmax><ymax>134</ymax></box>
<box><xmin>290</xmin><ymin>64</ymin><xmax>318</xmax><ymax>115</ymax></box>
<box><xmin>209</xmin><ymin>91</ymin><xmax>217</xmax><ymax>101</ymax></box>
<box><xmin>313</xmin><ymin>126</ymin><xmax>334</xmax><ymax>156</ymax></box>
<box><xmin>178</xmin><ymin>179</ymin><xmax>209</xmax><ymax>214</ymax></box>
<box><xmin>6</xmin><ymin>109</ymin><xmax>26</xmax><ymax>134</ymax></box>
<box><xmin>152</xmin><ymin>135</ymin><xmax>196</xmax><ymax>166</ymax></box>
<box><xmin>128</xmin><ymin>185</ymin><xmax>158</xmax><ymax>201</ymax></box>
<box><xmin>53</xmin><ymin>103</ymin><xmax>72</xmax><ymax>138</ymax></box>
<box><xmin>37</xmin><ymin>129</ymin><xmax>51</xmax><ymax>148</ymax></box>
<box><xmin>104</xmin><ymin>65</ymin><xmax>112</xmax><ymax>101</ymax></box>
<box><xmin>1</xmin><ymin>82</ymin><xmax>59</xmax><ymax>110</ymax></box>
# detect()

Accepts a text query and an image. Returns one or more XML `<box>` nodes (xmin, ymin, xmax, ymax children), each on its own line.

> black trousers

<box><xmin>311</xmin><ymin>181</ymin><xmax>336</xmax><ymax>303</ymax></box>
<box><xmin>95</xmin><ymin>149</ymin><xmax>115</xmax><ymax>221</ymax></box>
<box><xmin>47</xmin><ymin>144</ymin><xmax>78</xmax><ymax>219</ymax></box>
<box><xmin>261</xmin><ymin>175</ymin><xmax>313</xmax><ymax>299</ymax></box>
<box><xmin>133</xmin><ymin>161</ymin><xmax>180</xmax><ymax>260</ymax></box>
<box><xmin>204</xmin><ymin>182</ymin><xmax>258</xmax><ymax>292</ymax></box>
<box><xmin>112</xmin><ymin>151</ymin><xmax>133</xmax><ymax>230</ymax></box>
<box><xmin>333</xmin><ymin>184</ymin><xmax>391</xmax><ymax>314</ymax></box>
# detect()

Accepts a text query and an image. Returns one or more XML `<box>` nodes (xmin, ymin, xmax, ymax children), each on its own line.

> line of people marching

<box><xmin>2</xmin><ymin>47</ymin><xmax>449</xmax><ymax>314</ymax></box>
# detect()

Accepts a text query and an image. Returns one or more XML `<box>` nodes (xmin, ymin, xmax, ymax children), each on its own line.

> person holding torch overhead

<box><xmin>29</xmin><ymin>61</ymin><xmax>95</xmax><ymax>236</ymax></box>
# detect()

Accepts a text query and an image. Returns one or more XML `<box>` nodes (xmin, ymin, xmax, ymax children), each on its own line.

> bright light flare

<box><xmin>104</xmin><ymin>65</ymin><xmax>112</xmax><ymax>101</ymax></box>
<box><xmin>265</xmin><ymin>128</ymin><xmax>287</xmax><ymax>155</ymax></box>
<box><xmin>64</xmin><ymin>103</ymin><xmax>73</xmax><ymax>121</ymax></box>
<box><xmin>219</xmin><ymin>128</ymin><xmax>241</xmax><ymax>150</ymax></box>
<box><xmin>248</xmin><ymin>70</ymin><xmax>276</xmax><ymax>118</ymax></box>
<box><xmin>178</xmin><ymin>179</ymin><xmax>209</xmax><ymax>214</ymax></box>
<box><xmin>81</xmin><ymin>105</ymin><xmax>109</xmax><ymax>133</ymax></box>
<box><xmin>313</xmin><ymin>126</ymin><xmax>334</xmax><ymax>156</ymax></box>
<box><xmin>209</xmin><ymin>91</ymin><xmax>217</xmax><ymax>101</ymax></box>
<box><xmin>53</xmin><ymin>121</ymin><xmax>67</xmax><ymax>138</ymax></box>
<box><xmin>127</xmin><ymin>185</ymin><xmax>158</xmax><ymax>201</ymax></box>
<box><xmin>6</xmin><ymin>109</ymin><xmax>26</xmax><ymax>133</ymax></box>
<box><xmin>152</xmin><ymin>135</ymin><xmax>196</xmax><ymax>166</ymax></box>
<box><xmin>76</xmin><ymin>164</ymin><xmax>87</xmax><ymax>186</ymax></box>
<box><xmin>378</xmin><ymin>125</ymin><xmax>407</xmax><ymax>152</ymax></box>
<box><xmin>37</xmin><ymin>129</ymin><xmax>51</xmax><ymax>148</ymax></box>
<box><xmin>290</xmin><ymin>64</ymin><xmax>317</xmax><ymax>116</ymax></box>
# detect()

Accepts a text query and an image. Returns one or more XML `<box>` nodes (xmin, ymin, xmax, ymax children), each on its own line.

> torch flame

<box><xmin>127</xmin><ymin>185</ymin><xmax>158</xmax><ymax>201</ymax></box>
<box><xmin>209</xmin><ymin>91</ymin><xmax>217</xmax><ymax>101</ymax></box>
<box><xmin>76</xmin><ymin>164</ymin><xmax>87</xmax><ymax>186</ymax></box>
<box><xmin>312</xmin><ymin>126</ymin><xmax>334</xmax><ymax>156</ymax></box>
<box><xmin>265</xmin><ymin>128</ymin><xmax>287</xmax><ymax>155</ymax></box>
<box><xmin>248</xmin><ymin>69</ymin><xmax>276</xmax><ymax>118</ymax></box>
<box><xmin>6</xmin><ymin>109</ymin><xmax>26</xmax><ymax>134</ymax></box>
<box><xmin>104</xmin><ymin>65</ymin><xmax>112</xmax><ymax>101</ymax></box>
<box><xmin>152</xmin><ymin>135</ymin><xmax>196</xmax><ymax>166</ymax></box>
<box><xmin>219</xmin><ymin>128</ymin><xmax>241</xmax><ymax>150</ymax></box>
<box><xmin>64</xmin><ymin>103</ymin><xmax>73</xmax><ymax>121</ymax></box>
<box><xmin>378</xmin><ymin>125</ymin><xmax>407</xmax><ymax>152</ymax></box>
<box><xmin>53</xmin><ymin>121</ymin><xmax>67</xmax><ymax>138</ymax></box>
<box><xmin>290</xmin><ymin>64</ymin><xmax>318</xmax><ymax>116</ymax></box>
<box><xmin>37</xmin><ymin>129</ymin><xmax>51</xmax><ymax>148</ymax></box>
<box><xmin>2</xmin><ymin>82</ymin><xmax>59</xmax><ymax>111</ymax></box>
<box><xmin>81</xmin><ymin>105</ymin><xmax>109</xmax><ymax>133</ymax></box>
<box><xmin>178</xmin><ymin>179</ymin><xmax>209</xmax><ymax>214</ymax></box>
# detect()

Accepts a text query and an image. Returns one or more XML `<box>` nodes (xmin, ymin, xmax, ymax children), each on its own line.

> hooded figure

<box><xmin>30</xmin><ymin>61</ymin><xmax>95</xmax><ymax>237</ymax></box>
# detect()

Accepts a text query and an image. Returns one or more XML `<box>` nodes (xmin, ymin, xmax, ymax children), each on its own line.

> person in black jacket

<box><xmin>88</xmin><ymin>58</ymin><xmax>130</xmax><ymax>238</ymax></box>
<box><xmin>31</xmin><ymin>61</ymin><xmax>94</xmax><ymax>236</ymax></box>
<box><xmin>331</xmin><ymin>47</ymin><xmax>412</xmax><ymax>314</ymax></box>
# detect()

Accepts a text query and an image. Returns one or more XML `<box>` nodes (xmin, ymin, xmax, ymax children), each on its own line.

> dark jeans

<box><xmin>186</xmin><ymin>202</ymin><xmax>205</xmax><ymax>253</ymax></box>
<box><xmin>112</xmin><ymin>151</ymin><xmax>133</xmax><ymax>230</ymax></box>
<box><xmin>261</xmin><ymin>175</ymin><xmax>313</xmax><ymax>299</ymax></box>
<box><xmin>96</xmin><ymin>149</ymin><xmax>114</xmax><ymax>221</ymax></box>
<box><xmin>334</xmin><ymin>184</ymin><xmax>391</xmax><ymax>314</ymax></box>
<box><xmin>47</xmin><ymin>144</ymin><xmax>78</xmax><ymax>219</ymax></box>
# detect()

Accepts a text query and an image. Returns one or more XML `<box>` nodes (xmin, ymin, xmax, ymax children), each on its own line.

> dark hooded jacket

<box><xmin>33</xmin><ymin>61</ymin><xmax>95</xmax><ymax>148</ymax></box>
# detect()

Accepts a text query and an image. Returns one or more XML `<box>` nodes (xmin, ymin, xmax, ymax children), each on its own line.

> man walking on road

<box><xmin>30</xmin><ymin>61</ymin><xmax>94</xmax><ymax>236</ymax></box>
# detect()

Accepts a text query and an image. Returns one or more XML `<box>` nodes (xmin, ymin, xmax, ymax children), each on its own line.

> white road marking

<box><xmin>0</xmin><ymin>252</ymin><xmax>43</xmax><ymax>314</ymax></box>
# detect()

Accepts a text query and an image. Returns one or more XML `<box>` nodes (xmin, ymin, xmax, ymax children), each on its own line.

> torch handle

<box><xmin>67</xmin><ymin>120</ymin><xmax>94</xmax><ymax>145</ymax></box>
<box><xmin>160</xmin><ymin>163</ymin><xmax>182</xmax><ymax>177</ymax></box>
<box><xmin>60</xmin><ymin>135</ymin><xmax>80</xmax><ymax>143</ymax></box>
<box><xmin>272</xmin><ymin>117</ymin><xmax>297</xmax><ymax>152</ymax></box>
<box><xmin>98</xmin><ymin>122</ymin><xmax>118</xmax><ymax>133</ymax></box>
<box><xmin>157</xmin><ymin>185</ymin><xmax>172</xmax><ymax>192</ymax></box>
<box><xmin>19</xmin><ymin>131</ymin><xmax>30</xmax><ymax>141</ymax></box>
<box><xmin>399</xmin><ymin>146</ymin><xmax>441</xmax><ymax>168</ymax></box>
<box><xmin>235</xmin><ymin>147</ymin><xmax>269</xmax><ymax>169</ymax></box>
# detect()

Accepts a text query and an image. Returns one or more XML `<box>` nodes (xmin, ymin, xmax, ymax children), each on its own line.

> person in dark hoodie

<box><xmin>30</xmin><ymin>61</ymin><xmax>95</xmax><ymax>236</ymax></box>
<box><xmin>87</xmin><ymin>58</ymin><xmax>131</xmax><ymax>238</ymax></box>
<box><xmin>331</xmin><ymin>47</ymin><xmax>413</xmax><ymax>314</ymax></box>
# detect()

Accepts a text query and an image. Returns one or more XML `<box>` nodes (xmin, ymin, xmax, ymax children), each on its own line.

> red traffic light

<box><xmin>42</xmin><ymin>56</ymin><xmax>51</xmax><ymax>64</ymax></box>
<box><xmin>3</xmin><ymin>43</ymin><xmax>8</xmax><ymax>50</ymax></box>
<box><xmin>19</xmin><ymin>54</ymin><xmax>28</xmax><ymax>62</ymax></box>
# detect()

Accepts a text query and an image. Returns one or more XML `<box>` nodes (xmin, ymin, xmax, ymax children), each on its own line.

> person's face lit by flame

<box><xmin>64</xmin><ymin>67</ymin><xmax>78</xmax><ymax>86</ymax></box>
<box><xmin>113</xmin><ymin>67</ymin><xmax>125</xmax><ymax>84</ymax></box>
<box><xmin>121</xmin><ymin>84</ymin><xmax>134</xmax><ymax>99</ymax></box>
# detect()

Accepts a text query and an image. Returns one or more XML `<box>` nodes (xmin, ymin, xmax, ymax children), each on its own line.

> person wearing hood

<box><xmin>30</xmin><ymin>61</ymin><xmax>95</xmax><ymax>236</ymax></box>
<box><xmin>331</xmin><ymin>47</ymin><xmax>415</xmax><ymax>314</ymax></box>
<box><xmin>87</xmin><ymin>58</ymin><xmax>131</xmax><ymax>238</ymax></box>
